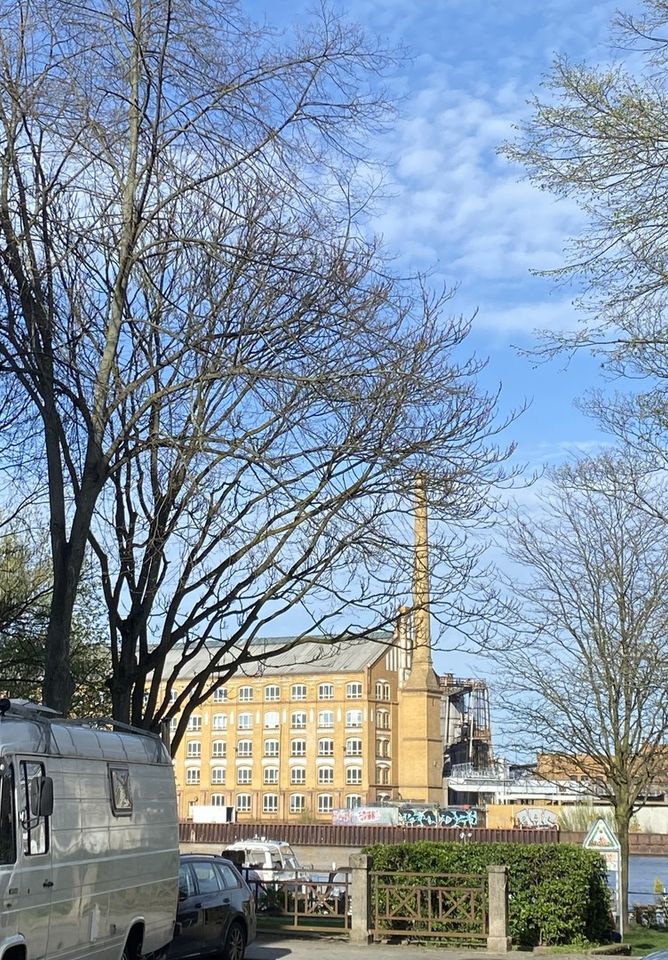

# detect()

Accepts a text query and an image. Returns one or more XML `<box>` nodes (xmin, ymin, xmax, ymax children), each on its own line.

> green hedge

<box><xmin>363</xmin><ymin>840</ymin><xmax>611</xmax><ymax>947</ymax></box>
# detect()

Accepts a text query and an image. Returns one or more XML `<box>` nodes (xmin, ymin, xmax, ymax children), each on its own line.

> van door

<box><xmin>16</xmin><ymin>758</ymin><xmax>53</xmax><ymax>959</ymax></box>
<box><xmin>0</xmin><ymin>760</ymin><xmax>19</xmax><ymax>947</ymax></box>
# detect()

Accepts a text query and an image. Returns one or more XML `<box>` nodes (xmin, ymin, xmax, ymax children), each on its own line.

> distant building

<box><xmin>164</xmin><ymin>478</ymin><xmax>493</xmax><ymax>822</ymax></box>
<box><xmin>165</xmin><ymin>618</ymin><xmax>444</xmax><ymax>822</ymax></box>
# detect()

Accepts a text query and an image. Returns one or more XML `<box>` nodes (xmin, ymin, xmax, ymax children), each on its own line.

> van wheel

<box><xmin>222</xmin><ymin>920</ymin><xmax>246</xmax><ymax>960</ymax></box>
<box><xmin>122</xmin><ymin>940</ymin><xmax>139</xmax><ymax>960</ymax></box>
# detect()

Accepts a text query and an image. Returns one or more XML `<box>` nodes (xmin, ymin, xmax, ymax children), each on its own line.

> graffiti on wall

<box><xmin>332</xmin><ymin>807</ymin><xmax>399</xmax><ymax>826</ymax></box>
<box><xmin>515</xmin><ymin>807</ymin><xmax>558</xmax><ymax>829</ymax></box>
<box><xmin>399</xmin><ymin>807</ymin><xmax>480</xmax><ymax>828</ymax></box>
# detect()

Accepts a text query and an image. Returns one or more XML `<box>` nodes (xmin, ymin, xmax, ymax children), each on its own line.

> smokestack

<box><xmin>413</xmin><ymin>473</ymin><xmax>431</xmax><ymax>660</ymax></box>
<box><xmin>404</xmin><ymin>474</ymin><xmax>439</xmax><ymax>691</ymax></box>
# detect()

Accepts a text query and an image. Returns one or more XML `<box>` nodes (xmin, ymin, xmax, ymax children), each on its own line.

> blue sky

<box><xmin>249</xmin><ymin>0</ymin><xmax>635</xmax><ymax>675</ymax></box>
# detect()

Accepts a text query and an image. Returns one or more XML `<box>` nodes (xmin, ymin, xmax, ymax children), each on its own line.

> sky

<box><xmin>246</xmin><ymin>1</ymin><xmax>636</xmax><ymax>678</ymax></box>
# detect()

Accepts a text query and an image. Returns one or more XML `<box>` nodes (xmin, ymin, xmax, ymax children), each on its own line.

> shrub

<box><xmin>363</xmin><ymin>840</ymin><xmax>611</xmax><ymax>947</ymax></box>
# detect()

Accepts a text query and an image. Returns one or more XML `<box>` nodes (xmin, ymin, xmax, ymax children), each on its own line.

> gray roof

<box><xmin>161</xmin><ymin>632</ymin><xmax>395</xmax><ymax>680</ymax></box>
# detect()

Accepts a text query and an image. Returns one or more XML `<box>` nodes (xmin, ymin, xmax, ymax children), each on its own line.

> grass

<box><xmin>622</xmin><ymin>927</ymin><xmax>668</xmax><ymax>956</ymax></box>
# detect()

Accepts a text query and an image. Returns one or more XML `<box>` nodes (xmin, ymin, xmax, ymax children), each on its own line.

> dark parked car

<box><xmin>168</xmin><ymin>854</ymin><xmax>256</xmax><ymax>960</ymax></box>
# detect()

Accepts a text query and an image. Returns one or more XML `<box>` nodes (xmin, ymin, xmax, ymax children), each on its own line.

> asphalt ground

<box><xmin>245</xmin><ymin>932</ymin><xmax>594</xmax><ymax>960</ymax></box>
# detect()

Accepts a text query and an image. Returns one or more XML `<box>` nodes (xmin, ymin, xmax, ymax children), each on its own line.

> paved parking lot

<box><xmin>246</xmin><ymin>932</ymin><xmax>593</xmax><ymax>960</ymax></box>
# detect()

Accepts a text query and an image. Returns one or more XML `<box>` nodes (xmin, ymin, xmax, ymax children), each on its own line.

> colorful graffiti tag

<box><xmin>399</xmin><ymin>807</ymin><xmax>480</xmax><ymax>828</ymax></box>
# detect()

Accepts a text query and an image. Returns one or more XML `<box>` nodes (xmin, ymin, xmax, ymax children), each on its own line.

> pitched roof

<box><xmin>161</xmin><ymin>632</ymin><xmax>394</xmax><ymax>679</ymax></box>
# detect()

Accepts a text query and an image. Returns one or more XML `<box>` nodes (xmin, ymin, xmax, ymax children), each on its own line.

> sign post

<box><xmin>583</xmin><ymin>817</ymin><xmax>622</xmax><ymax>936</ymax></box>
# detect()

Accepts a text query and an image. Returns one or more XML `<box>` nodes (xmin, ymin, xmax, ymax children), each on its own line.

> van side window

<box><xmin>19</xmin><ymin>761</ymin><xmax>48</xmax><ymax>856</ymax></box>
<box><xmin>0</xmin><ymin>762</ymin><xmax>16</xmax><ymax>864</ymax></box>
<box><xmin>109</xmin><ymin>766</ymin><xmax>133</xmax><ymax>816</ymax></box>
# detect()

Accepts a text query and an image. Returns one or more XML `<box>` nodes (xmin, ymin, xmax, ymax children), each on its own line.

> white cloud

<box><xmin>472</xmin><ymin>297</ymin><xmax>578</xmax><ymax>334</ymax></box>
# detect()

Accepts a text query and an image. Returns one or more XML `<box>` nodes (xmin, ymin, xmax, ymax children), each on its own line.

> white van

<box><xmin>0</xmin><ymin>699</ymin><xmax>179</xmax><ymax>960</ymax></box>
<box><xmin>221</xmin><ymin>840</ymin><xmax>304</xmax><ymax>884</ymax></box>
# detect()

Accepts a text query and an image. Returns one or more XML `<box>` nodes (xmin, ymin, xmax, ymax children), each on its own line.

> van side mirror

<box><xmin>30</xmin><ymin>776</ymin><xmax>54</xmax><ymax>818</ymax></box>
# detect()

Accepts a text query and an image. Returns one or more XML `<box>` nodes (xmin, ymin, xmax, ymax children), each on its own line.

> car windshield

<box><xmin>0</xmin><ymin>762</ymin><xmax>16</xmax><ymax>865</ymax></box>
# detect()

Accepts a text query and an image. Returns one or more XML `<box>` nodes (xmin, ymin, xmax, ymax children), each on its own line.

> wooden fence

<box><xmin>180</xmin><ymin>820</ymin><xmax>559</xmax><ymax>847</ymax></box>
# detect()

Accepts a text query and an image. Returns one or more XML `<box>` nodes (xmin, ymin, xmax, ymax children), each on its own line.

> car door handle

<box><xmin>194</xmin><ymin>902</ymin><xmax>202</xmax><ymax>908</ymax></box>
<box><xmin>43</xmin><ymin>880</ymin><xmax>54</xmax><ymax>888</ymax></box>
<box><xmin>223</xmin><ymin>898</ymin><xmax>230</xmax><ymax>904</ymax></box>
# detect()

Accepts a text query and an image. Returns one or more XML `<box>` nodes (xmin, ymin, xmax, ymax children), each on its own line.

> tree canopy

<box><xmin>488</xmin><ymin>456</ymin><xmax>668</xmax><ymax>930</ymax></box>
<box><xmin>0</xmin><ymin>0</ymin><xmax>514</xmax><ymax>730</ymax></box>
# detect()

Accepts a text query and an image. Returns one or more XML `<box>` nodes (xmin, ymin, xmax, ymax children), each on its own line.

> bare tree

<box><xmin>502</xmin><ymin>0</ymin><xmax>668</xmax><ymax>502</ymax></box>
<box><xmin>487</xmin><ymin>456</ymin><xmax>668</xmax><ymax>933</ymax></box>
<box><xmin>0</xmin><ymin>0</ymin><xmax>515</xmax><ymax>718</ymax></box>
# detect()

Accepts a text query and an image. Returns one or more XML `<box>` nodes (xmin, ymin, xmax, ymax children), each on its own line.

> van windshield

<box><xmin>0</xmin><ymin>762</ymin><xmax>16</xmax><ymax>865</ymax></box>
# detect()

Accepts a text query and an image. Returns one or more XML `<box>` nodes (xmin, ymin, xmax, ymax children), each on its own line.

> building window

<box><xmin>376</xmin><ymin>766</ymin><xmax>390</xmax><ymax>786</ymax></box>
<box><xmin>213</xmin><ymin>687</ymin><xmax>228</xmax><ymax>703</ymax></box>
<box><xmin>318</xmin><ymin>739</ymin><xmax>334</xmax><ymax>757</ymax></box>
<box><xmin>346</xmin><ymin>738</ymin><xmax>362</xmax><ymax>756</ymax></box>
<box><xmin>291</xmin><ymin>684</ymin><xmax>306</xmax><ymax>701</ymax></box>
<box><xmin>264</xmin><ymin>685</ymin><xmax>280</xmax><ymax>702</ymax></box>
<box><xmin>318</xmin><ymin>766</ymin><xmax>334</xmax><ymax>785</ymax></box>
<box><xmin>317</xmin><ymin>794</ymin><xmax>333</xmax><ymax>814</ymax></box>
<box><xmin>212</xmin><ymin>740</ymin><xmax>226</xmax><ymax>758</ymax></box>
<box><xmin>187</xmin><ymin>715</ymin><xmax>202</xmax><ymax>731</ymax></box>
<box><xmin>264</xmin><ymin>767</ymin><xmax>279</xmax><ymax>785</ymax></box>
<box><xmin>211</xmin><ymin>794</ymin><xmax>226</xmax><ymax>806</ymax></box>
<box><xmin>186</xmin><ymin>741</ymin><xmax>201</xmax><ymax>758</ymax></box>
<box><xmin>290</xmin><ymin>794</ymin><xmax>305</xmax><ymax>814</ymax></box>
<box><xmin>239</xmin><ymin>686</ymin><xmax>253</xmax><ymax>702</ymax></box>
<box><xmin>291</xmin><ymin>739</ymin><xmax>306</xmax><ymax>757</ymax></box>
<box><xmin>211</xmin><ymin>767</ymin><xmax>226</xmax><ymax>785</ymax></box>
<box><xmin>346</xmin><ymin>794</ymin><xmax>362</xmax><ymax>809</ymax></box>
<box><xmin>236</xmin><ymin>794</ymin><xmax>251</xmax><ymax>813</ymax></box>
<box><xmin>346</xmin><ymin>709</ymin><xmax>363</xmax><ymax>728</ymax></box>
<box><xmin>291</xmin><ymin>767</ymin><xmax>306</xmax><ymax>785</ymax></box>
<box><xmin>188</xmin><ymin>800</ymin><xmax>198</xmax><ymax>819</ymax></box>
<box><xmin>212</xmin><ymin>714</ymin><xmax>227</xmax><ymax>731</ymax></box>
<box><xmin>318</xmin><ymin>683</ymin><xmax>334</xmax><ymax>700</ymax></box>
<box><xmin>237</xmin><ymin>767</ymin><xmax>252</xmax><ymax>785</ymax></box>
<box><xmin>186</xmin><ymin>768</ymin><xmax>200</xmax><ymax>785</ymax></box>
<box><xmin>318</xmin><ymin>710</ymin><xmax>334</xmax><ymax>729</ymax></box>
<box><xmin>375</xmin><ymin>680</ymin><xmax>390</xmax><ymax>701</ymax></box>
<box><xmin>263</xmin><ymin>794</ymin><xmax>279</xmax><ymax>814</ymax></box>
<box><xmin>291</xmin><ymin>712</ymin><xmax>307</xmax><ymax>730</ymax></box>
<box><xmin>238</xmin><ymin>713</ymin><xmax>252</xmax><ymax>730</ymax></box>
<box><xmin>264</xmin><ymin>739</ymin><xmax>279</xmax><ymax>757</ymax></box>
<box><xmin>346</xmin><ymin>767</ymin><xmax>363</xmax><ymax>785</ymax></box>
<box><xmin>169</xmin><ymin>717</ymin><xmax>178</xmax><ymax>732</ymax></box>
<box><xmin>264</xmin><ymin>711</ymin><xmax>280</xmax><ymax>729</ymax></box>
<box><xmin>376</xmin><ymin>710</ymin><xmax>390</xmax><ymax>730</ymax></box>
<box><xmin>376</xmin><ymin>738</ymin><xmax>390</xmax><ymax>758</ymax></box>
<box><xmin>236</xmin><ymin>740</ymin><xmax>252</xmax><ymax>758</ymax></box>
<box><xmin>346</xmin><ymin>682</ymin><xmax>362</xmax><ymax>700</ymax></box>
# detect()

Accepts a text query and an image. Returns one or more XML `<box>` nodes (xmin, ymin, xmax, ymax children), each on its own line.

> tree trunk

<box><xmin>615</xmin><ymin>807</ymin><xmax>631</xmax><ymax>939</ymax></box>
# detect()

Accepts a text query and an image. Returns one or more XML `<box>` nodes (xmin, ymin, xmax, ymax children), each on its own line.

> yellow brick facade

<box><xmin>170</xmin><ymin>637</ymin><xmax>443</xmax><ymax>821</ymax></box>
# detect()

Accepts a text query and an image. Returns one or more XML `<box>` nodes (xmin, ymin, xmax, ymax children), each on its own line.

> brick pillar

<box><xmin>350</xmin><ymin>853</ymin><xmax>373</xmax><ymax>944</ymax></box>
<box><xmin>487</xmin><ymin>864</ymin><xmax>511</xmax><ymax>953</ymax></box>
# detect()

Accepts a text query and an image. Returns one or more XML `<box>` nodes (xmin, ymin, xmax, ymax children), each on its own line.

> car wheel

<box><xmin>221</xmin><ymin>920</ymin><xmax>246</xmax><ymax>960</ymax></box>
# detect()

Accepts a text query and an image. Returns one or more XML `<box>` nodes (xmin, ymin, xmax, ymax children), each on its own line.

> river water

<box><xmin>613</xmin><ymin>855</ymin><xmax>668</xmax><ymax>907</ymax></box>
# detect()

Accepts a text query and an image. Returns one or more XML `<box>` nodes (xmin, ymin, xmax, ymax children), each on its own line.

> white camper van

<box><xmin>0</xmin><ymin>699</ymin><xmax>179</xmax><ymax>960</ymax></box>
